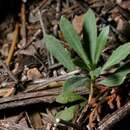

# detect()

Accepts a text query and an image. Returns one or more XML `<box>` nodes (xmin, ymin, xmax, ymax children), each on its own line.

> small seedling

<box><xmin>44</xmin><ymin>9</ymin><xmax>130</xmax><ymax>121</ymax></box>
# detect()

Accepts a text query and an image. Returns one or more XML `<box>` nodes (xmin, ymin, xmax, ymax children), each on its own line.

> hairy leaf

<box><xmin>63</xmin><ymin>76</ymin><xmax>89</xmax><ymax>91</ymax></box>
<box><xmin>102</xmin><ymin>42</ymin><xmax>130</xmax><ymax>72</ymax></box>
<box><xmin>95</xmin><ymin>26</ymin><xmax>109</xmax><ymax>64</ymax></box>
<box><xmin>55</xmin><ymin>105</ymin><xmax>77</xmax><ymax>121</ymax></box>
<box><xmin>60</xmin><ymin>16</ymin><xmax>91</xmax><ymax>70</ymax></box>
<box><xmin>99</xmin><ymin>62</ymin><xmax>130</xmax><ymax>87</ymax></box>
<box><xmin>84</xmin><ymin>9</ymin><xmax>97</xmax><ymax>64</ymax></box>
<box><xmin>44</xmin><ymin>34</ymin><xmax>76</xmax><ymax>71</ymax></box>
<box><xmin>56</xmin><ymin>91</ymin><xmax>84</xmax><ymax>104</ymax></box>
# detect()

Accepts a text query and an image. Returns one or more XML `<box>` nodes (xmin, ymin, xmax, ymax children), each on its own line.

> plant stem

<box><xmin>88</xmin><ymin>81</ymin><xmax>94</xmax><ymax>104</ymax></box>
<box><xmin>6</xmin><ymin>23</ymin><xmax>19</xmax><ymax>65</ymax></box>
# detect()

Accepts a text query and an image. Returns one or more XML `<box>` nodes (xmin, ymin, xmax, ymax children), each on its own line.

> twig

<box><xmin>53</xmin><ymin>0</ymin><xmax>61</xmax><ymax>36</ymax></box>
<box><xmin>6</xmin><ymin>23</ymin><xmax>19</xmax><ymax>65</ymax></box>
<box><xmin>31</xmin><ymin>69</ymin><xmax>81</xmax><ymax>85</ymax></box>
<box><xmin>0</xmin><ymin>87</ymin><xmax>88</xmax><ymax>112</ymax></box>
<box><xmin>0</xmin><ymin>60</ymin><xmax>18</xmax><ymax>83</ymax></box>
<box><xmin>21</xmin><ymin>0</ymin><xmax>27</xmax><ymax>48</ymax></box>
<box><xmin>50</xmin><ymin>54</ymin><xmax>58</xmax><ymax>77</ymax></box>
<box><xmin>56</xmin><ymin>118</ymin><xmax>84</xmax><ymax>130</ymax></box>
<box><xmin>62</xmin><ymin>4</ymin><xmax>79</xmax><ymax>14</ymax></box>
<box><xmin>47</xmin><ymin>123</ymin><xmax>52</xmax><ymax>130</ymax></box>
<box><xmin>38</xmin><ymin>9</ymin><xmax>46</xmax><ymax>36</ymax></box>
<box><xmin>98</xmin><ymin>101</ymin><xmax>130</xmax><ymax>130</ymax></box>
<box><xmin>25</xmin><ymin>112</ymin><xmax>34</xmax><ymax>128</ymax></box>
<box><xmin>76</xmin><ymin>104</ymin><xmax>89</xmax><ymax>126</ymax></box>
<box><xmin>76</xmin><ymin>0</ymin><xmax>123</xmax><ymax>41</ymax></box>
<box><xmin>66</xmin><ymin>0</ymin><xmax>70</xmax><ymax>7</ymax></box>
<box><xmin>15</xmin><ymin>29</ymin><xmax>42</xmax><ymax>55</ymax></box>
<box><xmin>26</xmin><ymin>81</ymin><xmax>63</xmax><ymax>92</ymax></box>
<box><xmin>50</xmin><ymin>0</ymin><xmax>62</xmax><ymax>77</ymax></box>
<box><xmin>48</xmin><ymin>63</ymin><xmax>62</xmax><ymax>70</ymax></box>
<box><xmin>25</xmin><ymin>70</ymin><xmax>81</xmax><ymax>92</ymax></box>
<box><xmin>15</xmin><ymin>112</ymin><xmax>25</xmax><ymax>123</ymax></box>
<box><xmin>32</xmin><ymin>0</ymin><xmax>50</xmax><ymax>14</ymax></box>
<box><xmin>24</xmin><ymin>29</ymin><xmax>41</xmax><ymax>48</ymax></box>
<box><xmin>37</xmin><ymin>9</ymin><xmax>52</xmax><ymax>75</ymax></box>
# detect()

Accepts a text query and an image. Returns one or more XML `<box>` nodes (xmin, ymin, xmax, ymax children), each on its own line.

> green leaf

<box><xmin>84</xmin><ymin>9</ymin><xmax>97</xmax><ymax>64</ymax></box>
<box><xmin>56</xmin><ymin>91</ymin><xmax>84</xmax><ymax>104</ymax></box>
<box><xmin>99</xmin><ymin>62</ymin><xmax>130</xmax><ymax>87</ymax></box>
<box><xmin>63</xmin><ymin>76</ymin><xmax>89</xmax><ymax>91</ymax></box>
<box><xmin>89</xmin><ymin>67</ymin><xmax>101</xmax><ymax>80</ymax></box>
<box><xmin>73</xmin><ymin>59</ymin><xmax>88</xmax><ymax>70</ymax></box>
<box><xmin>60</xmin><ymin>16</ymin><xmax>91</xmax><ymax>70</ymax></box>
<box><xmin>102</xmin><ymin>42</ymin><xmax>130</xmax><ymax>73</ymax></box>
<box><xmin>44</xmin><ymin>34</ymin><xmax>76</xmax><ymax>71</ymax></box>
<box><xmin>95</xmin><ymin>26</ymin><xmax>109</xmax><ymax>64</ymax></box>
<box><xmin>56</xmin><ymin>105</ymin><xmax>77</xmax><ymax>121</ymax></box>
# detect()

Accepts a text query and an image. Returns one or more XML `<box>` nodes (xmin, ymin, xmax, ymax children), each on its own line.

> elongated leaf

<box><xmin>99</xmin><ymin>62</ymin><xmax>130</xmax><ymax>87</ymax></box>
<box><xmin>56</xmin><ymin>91</ymin><xmax>84</xmax><ymax>104</ymax></box>
<box><xmin>102</xmin><ymin>42</ymin><xmax>130</xmax><ymax>72</ymax></box>
<box><xmin>84</xmin><ymin>9</ymin><xmax>97</xmax><ymax>64</ymax></box>
<box><xmin>95</xmin><ymin>26</ymin><xmax>109</xmax><ymax>64</ymax></box>
<box><xmin>73</xmin><ymin>59</ymin><xmax>88</xmax><ymax>70</ymax></box>
<box><xmin>56</xmin><ymin>105</ymin><xmax>77</xmax><ymax>121</ymax></box>
<box><xmin>44</xmin><ymin>34</ymin><xmax>76</xmax><ymax>71</ymax></box>
<box><xmin>63</xmin><ymin>76</ymin><xmax>89</xmax><ymax>91</ymax></box>
<box><xmin>60</xmin><ymin>16</ymin><xmax>91</xmax><ymax>70</ymax></box>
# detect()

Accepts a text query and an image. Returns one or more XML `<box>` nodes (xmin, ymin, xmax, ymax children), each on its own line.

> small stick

<box><xmin>15</xmin><ymin>112</ymin><xmax>24</xmax><ymax>123</ymax></box>
<box><xmin>15</xmin><ymin>29</ymin><xmax>42</xmax><ymax>56</ymax></box>
<box><xmin>49</xmin><ymin>63</ymin><xmax>62</xmax><ymax>70</ymax></box>
<box><xmin>32</xmin><ymin>0</ymin><xmax>49</xmax><ymax>13</ymax></box>
<box><xmin>76</xmin><ymin>104</ymin><xmax>89</xmax><ymax>126</ymax></box>
<box><xmin>51</xmin><ymin>0</ymin><xmax>62</xmax><ymax>77</ymax></box>
<box><xmin>62</xmin><ymin>4</ymin><xmax>79</xmax><ymax>14</ymax></box>
<box><xmin>31</xmin><ymin>69</ymin><xmax>81</xmax><ymax>84</ymax></box>
<box><xmin>6</xmin><ymin>23</ymin><xmax>19</xmax><ymax>65</ymax></box>
<box><xmin>55</xmin><ymin>118</ymin><xmax>83</xmax><ymax>130</ymax></box>
<box><xmin>98</xmin><ymin>101</ymin><xmax>130</xmax><ymax>130</ymax></box>
<box><xmin>38</xmin><ymin>9</ymin><xmax>46</xmax><ymax>36</ymax></box>
<box><xmin>47</xmin><ymin>123</ymin><xmax>53</xmax><ymax>130</ymax></box>
<box><xmin>0</xmin><ymin>60</ymin><xmax>18</xmax><ymax>83</ymax></box>
<box><xmin>21</xmin><ymin>0</ymin><xmax>27</xmax><ymax>47</ymax></box>
<box><xmin>66</xmin><ymin>0</ymin><xmax>70</xmax><ymax>7</ymax></box>
<box><xmin>53</xmin><ymin>0</ymin><xmax>61</xmax><ymax>36</ymax></box>
<box><xmin>37</xmin><ymin>9</ymin><xmax>51</xmax><ymax>75</ymax></box>
<box><xmin>25</xmin><ymin>112</ymin><xmax>33</xmax><ymax>128</ymax></box>
<box><xmin>22</xmin><ymin>29</ymin><xmax>41</xmax><ymax>50</ymax></box>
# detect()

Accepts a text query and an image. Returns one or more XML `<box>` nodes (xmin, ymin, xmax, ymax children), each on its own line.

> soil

<box><xmin>0</xmin><ymin>0</ymin><xmax>130</xmax><ymax>130</ymax></box>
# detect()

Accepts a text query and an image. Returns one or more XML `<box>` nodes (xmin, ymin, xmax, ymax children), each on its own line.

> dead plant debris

<box><xmin>0</xmin><ymin>0</ymin><xmax>130</xmax><ymax>130</ymax></box>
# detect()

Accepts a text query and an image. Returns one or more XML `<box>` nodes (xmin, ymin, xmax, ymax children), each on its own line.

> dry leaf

<box><xmin>0</xmin><ymin>44</ymin><xmax>9</xmax><ymax>58</ymax></box>
<box><xmin>27</xmin><ymin>67</ymin><xmax>43</xmax><ymax>80</ymax></box>
<box><xmin>28</xmin><ymin>112</ymin><xmax>43</xmax><ymax>130</ymax></box>
<box><xmin>0</xmin><ymin>120</ymin><xmax>33</xmax><ymax>130</ymax></box>
<box><xmin>107</xmin><ymin>93</ymin><xmax>116</xmax><ymax>109</ymax></box>
<box><xmin>88</xmin><ymin>108</ymin><xmax>97</xmax><ymax>129</ymax></box>
<box><xmin>116</xmin><ymin>95</ymin><xmax>121</xmax><ymax>109</ymax></box>
<box><xmin>98</xmin><ymin>85</ymin><xmax>108</xmax><ymax>93</ymax></box>
<box><xmin>0</xmin><ymin>87</ymin><xmax>14</xmax><ymax>97</ymax></box>
<box><xmin>72</xmin><ymin>14</ymin><xmax>84</xmax><ymax>34</ymax></box>
<box><xmin>119</xmin><ymin>1</ymin><xmax>130</xmax><ymax>11</ymax></box>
